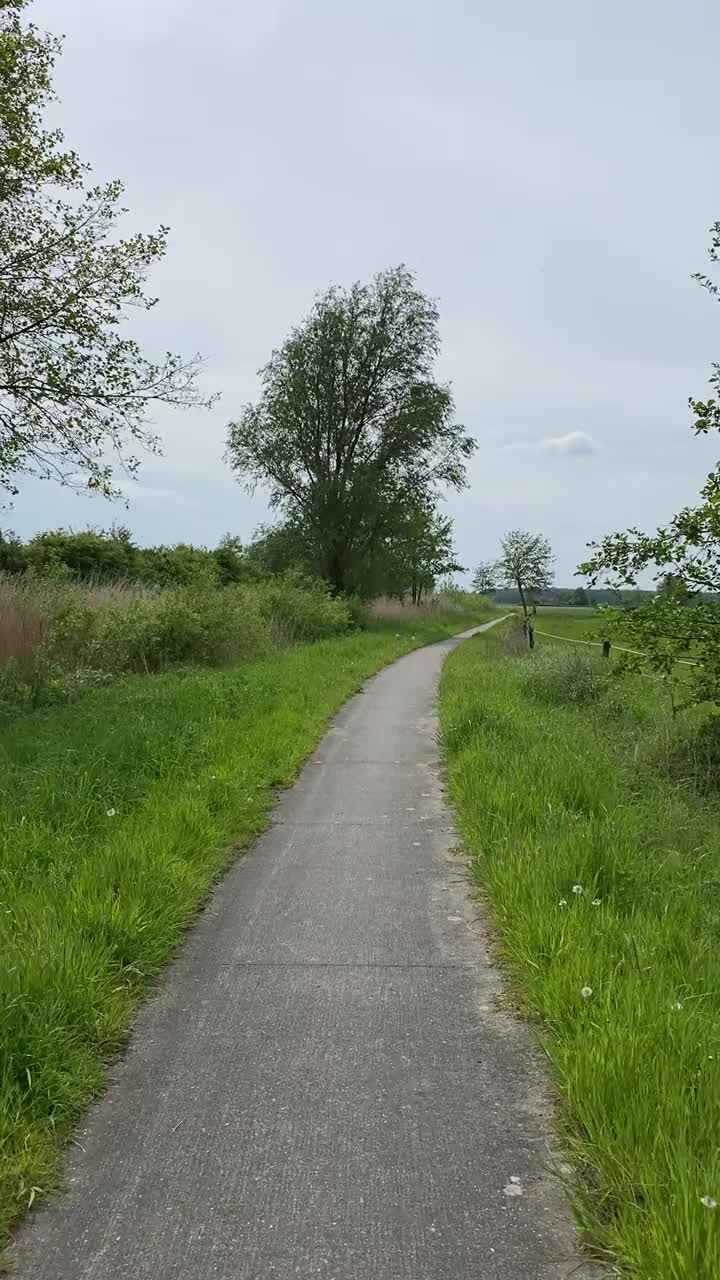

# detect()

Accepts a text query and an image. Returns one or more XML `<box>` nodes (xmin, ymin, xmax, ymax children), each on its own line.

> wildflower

<box><xmin>106</xmin><ymin>808</ymin><xmax>116</xmax><ymax>818</ymax></box>
<box><xmin>672</xmin><ymin>1001</ymin><xmax>683</xmax><ymax>1011</ymax></box>
<box><xmin>701</xmin><ymin>1196</ymin><xmax>717</xmax><ymax>1209</ymax></box>
<box><xmin>572</xmin><ymin>884</ymin><xmax>583</xmax><ymax>895</ymax></box>
<box><xmin>558</xmin><ymin>899</ymin><xmax>568</xmax><ymax>908</ymax></box>
<box><xmin>591</xmin><ymin>898</ymin><xmax>601</xmax><ymax>907</ymax></box>
<box><xmin>581</xmin><ymin>986</ymin><xmax>593</xmax><ymax>1000</ymax></box>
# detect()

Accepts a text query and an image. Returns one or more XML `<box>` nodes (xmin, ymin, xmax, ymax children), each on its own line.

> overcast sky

<box><xmin>17</xmin><ymin>0</ymin><xmax>720</xmax><ymax>582</ymax></box>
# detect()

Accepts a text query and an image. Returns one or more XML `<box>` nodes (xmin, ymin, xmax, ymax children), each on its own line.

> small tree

<box><xmin>472</xmin><ymin>561</ymin><xmax>498</xmax><ymax>595</ymax></box>
<box><xmin>497</xmin><ymin>529</ymin><xmax>554</xmax><ymax>617</ymax></box>
<box><xmin>226</xmin><ymin>266</ymin><xmax>475</xmax><ymax>595</ymax></box>
<box><xmin>0</xmin><ymin>1</ymin><xmax>215</xmax><ymax>498</ymax></box>
<box><xmin>579</xmin><ymin>222</ymin><xmax>720</xmax><ymax>710</ymax></box>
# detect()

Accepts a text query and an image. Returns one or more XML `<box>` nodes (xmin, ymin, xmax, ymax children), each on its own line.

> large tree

<box><xmin>0</xmin><ymin>0</ymin><xmax>214</xmax><ymax>498</ymax></box>
<box><xmin>226</xmin><ymin>267</ymin><xmax>475</xmax><ymax>595</ymax></box>
<box><xmin>497</xmin><ymin>529</ymin><xmax>554</xmax><ymax>616</ymax></box>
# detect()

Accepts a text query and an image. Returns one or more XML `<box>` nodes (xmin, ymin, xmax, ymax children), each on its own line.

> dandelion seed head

<box><xmin>572</xmin><ymin>884</ymin><xmax>583</xmax><ymax>895</ymax></box>
<box><xmin>591</xmin><ymin>898</ymin><xmax>601</xmax><ymax>907</ymax></box>
<box><xmin>701</xmin><ymin>1196</ymin><xmax>717</xmax><ymax>1209</ymax></box>
<box><xmin>581</xmin><ymin>986</ymin><xmax>593</xmax><ymax>1000</ymax></box>
<box><xmin>106</xmin><ymin>808</ymin><xmax>116</xmax><ymax>818</ymax></box>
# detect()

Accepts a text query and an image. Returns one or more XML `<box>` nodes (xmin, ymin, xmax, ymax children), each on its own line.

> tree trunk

<box><xmin>517</xmin><ymin>578</ymin><xmax>528</xmax><ymax>618</ymax></box>
<box><xmin>327</xmin><ymin>549</ymin><xmax>347</xmax><ymax>596</ymax></box>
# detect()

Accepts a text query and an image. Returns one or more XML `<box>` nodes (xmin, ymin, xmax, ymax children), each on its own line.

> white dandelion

<box><xmin>106</xmin><ymin>808</ymin><xmax>116</xmax><ymax>818</ymax></box>
<box><xmin>591</xmin><ymin>898</ymin><xmax>601</xmax><ymax>907</ymax></box>
<box><xmin>701</xmin><ymin>1196</ymin><xmax>717</xmax><ymax>1209</ymax></box>
<box><xmin>572</xmin><ymin>884</ymin><xmax>584</xmax><ymax>895</ymax></box>
<box><xmin>581</xmin><ymin>986</ymin><xmax>593</xmax><ymax>1000</ymax></box>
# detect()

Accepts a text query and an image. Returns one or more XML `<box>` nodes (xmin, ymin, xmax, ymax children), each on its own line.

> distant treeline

<box><xmin>493</xmin><ymin>587</ymin><xmax>655</xmax><ymax>607</ymax></box>
<box><xmin>493</xmin><ymin>586</ymin><xmax>719</xmax><ymax>607</ymax></box>
<box><xmin>0</xmin><ymin>527</ymin><xmax>264</xmax><ymax>588</ymax></box>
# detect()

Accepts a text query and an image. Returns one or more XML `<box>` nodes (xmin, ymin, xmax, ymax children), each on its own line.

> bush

<box><xmin>344</xmin><ymin>595</ymin><xmax>369</xmax><ymax>630</ymax></box>
<box><xmin>518</xmin><ymin>644</ymin><xmax>610</xmax><ymax>707</ymax></box>
<box><xmin>49</xmin><ymin>587</ymin><xmax>272</xmax><ymax>674</ymax></box>
<box><xmin>248</xmin><ymin>575</ymin><xmax>351</xmax><ymax>643</ymax></box>
<box><xmin>26</xmin><ymin>527</ymin><xmax>138</xmax><ymax>580</ymax></box>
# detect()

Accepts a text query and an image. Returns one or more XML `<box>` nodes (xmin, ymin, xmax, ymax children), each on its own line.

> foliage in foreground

<box><xmin>0</xmin><ymin>610</ymin><xmax>485</xmax><ymax>1245</ymax></box>
<box><xmin>440</xmin><ymin>626</ymin><xmax>720</xmax><ymax>1279</ymax></box>
<box><xmin>580</xmin><ymin>222</ymin><xmax>720</xmax><ymax>710</ymax></box>
<box><xmin>0</xmin><ymin>1</ymin><xmax>213</xmax><ymax>498</ymax></box>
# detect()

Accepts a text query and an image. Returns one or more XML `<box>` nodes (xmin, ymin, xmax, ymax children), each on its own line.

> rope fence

<box><xmin>531</xmin><ymin>626</ymin><xmax>698</xmax><ymax>668</ymax></box>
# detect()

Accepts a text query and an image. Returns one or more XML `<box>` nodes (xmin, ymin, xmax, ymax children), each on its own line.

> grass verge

<box><xmin>0</xmin><ymin>612</ymin><xmax>482</xmax><ymax>1246</ymax></box>
<box><xmin>439</xmin><ymin>624</ymin><xmax>720</xmax><ymax>1280</ymax></box>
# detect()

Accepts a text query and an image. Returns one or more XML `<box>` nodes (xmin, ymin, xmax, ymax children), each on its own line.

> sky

<box><xmin>15</xmin><ymin>0</ymin><xmax>720</xmax><ymax>583</ymax></box>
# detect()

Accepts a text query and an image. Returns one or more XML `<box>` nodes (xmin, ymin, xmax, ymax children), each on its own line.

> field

<box><xmin>0</xmin><ymin>596</ymin><xmax>490</xmax><ymax>1246</ymax></box>
<box><xmin>439</xmin><ymin>619</ymin><xmax>720</xmax><ymax>1278</ymax></box>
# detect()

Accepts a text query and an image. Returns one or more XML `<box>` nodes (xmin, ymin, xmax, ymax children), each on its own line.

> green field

<box><xmin>440</xmin><ymin>621</ymin><xmax>720</xmax><ymax>1279</ymax></box>
<box><xmin>0</xmin><ymin>610</ymin><xmax>485</xmax><ymax>1246</ymax></box>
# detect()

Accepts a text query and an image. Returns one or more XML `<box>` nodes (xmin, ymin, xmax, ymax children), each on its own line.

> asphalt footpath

<box><xmin>12</xmin><ymin>621</ymin><xmax>594</xmax><ymax>1279</ymax></box>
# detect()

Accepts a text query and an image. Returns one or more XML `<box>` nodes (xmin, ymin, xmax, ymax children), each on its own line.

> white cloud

<box><xmin>502</xmin><ymin>431</ymin><xmax>599</xmax><ymax>457</ymax></box>
<box><xmin>538</xmin><ymin>431</ymin><xmax>600</xmax><ymax>456</ymax></box>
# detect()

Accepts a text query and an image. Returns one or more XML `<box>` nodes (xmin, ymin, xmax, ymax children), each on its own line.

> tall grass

<box><xmin>440</xmin><ymin>625</ymin><xmax>720</xmax><ymax>1278</ymax></box>
<box><xmin>370</xmin><ymin>591</ymin><xmax>490</xmax><ymax>620</ymax></box>
<box><xmin>0</xmin><ymin>576</ymin><xmax>53</xmax><ymax>671</ymax></box>
<box><xmin>0</xmin><ymin>574</ymin><xmax>356</xmax><ymax>716</ymax></box>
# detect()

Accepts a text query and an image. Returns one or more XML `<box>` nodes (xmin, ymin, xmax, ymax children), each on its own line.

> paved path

<box><xmin>13</xmin><ymin>624</ymin><xmax>589</xmax><ymax>1279</ymax></box>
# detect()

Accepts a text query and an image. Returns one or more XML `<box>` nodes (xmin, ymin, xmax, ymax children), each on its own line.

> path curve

<box><xmin>12</xmin><ymin>622</ymin><xmax>589</xmax><ymax>1279</ymax></box>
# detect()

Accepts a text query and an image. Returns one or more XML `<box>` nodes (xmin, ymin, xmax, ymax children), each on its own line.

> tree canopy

<box><xmin>226</xmin><ymin>266</ymin><xmax>475</xmax><ymax>595</ymax></box>
<box><xmin>0</xmin><ymin>0</ymin><xmax>214</xmax><ymax>499</ymax></box>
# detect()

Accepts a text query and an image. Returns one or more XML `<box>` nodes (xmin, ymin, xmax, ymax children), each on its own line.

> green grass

<box><xmin>0</xmin><ymin>611</ymin><xmax>483</xmax><ymax>1246</ymax></box>
<box><xmin>531</xmin><ymin>606</ymin><xmax>603</xmax><ymax>642</ymax></box>
<box><xmin>439</xmin><ymin>624</ymin><xmax>720</xmax><ymax>1279</ymax></box>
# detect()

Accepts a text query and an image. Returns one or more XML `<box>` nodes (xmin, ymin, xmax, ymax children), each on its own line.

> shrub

<box><xmin>249</xmin><ymin>575</ymin><xmax>350</xmax><ymax>643</ymax></box>
<box><xmin>518</xmin><ymin>645</ymin><xmax>610</xmax><ymax>707</ymax></box>
<box><xmin>25</xmin><ymin>528</ymin><xmax>138</xmax><ymax>580</ymax></box>
<box><xmin>344</xmin><ymin>595</ymin><xmax>369</xmax><ymax>630</ymax></box>
<box><xmin>49</xmin><ymin>587</ymin><xmax>272</xmax><ymax>674</ymax></box>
